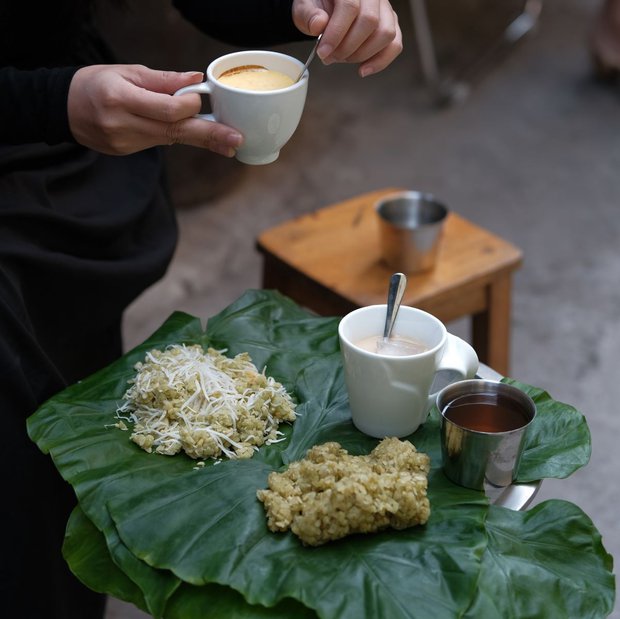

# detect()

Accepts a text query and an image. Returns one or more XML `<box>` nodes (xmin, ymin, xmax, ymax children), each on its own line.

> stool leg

<box><xmin>472</xmin><ymin>275</ymin><xmax>513</xmax><ymax>376</ymax></box>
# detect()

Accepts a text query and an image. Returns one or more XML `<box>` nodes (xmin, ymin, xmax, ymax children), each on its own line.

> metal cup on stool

<box><xmin>375</xmin><ymin>190</ymin><xmax>448</xmax><ymax>273</ymax></box>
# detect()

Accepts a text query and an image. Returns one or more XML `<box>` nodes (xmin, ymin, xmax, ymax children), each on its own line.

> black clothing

<box><xmin>0</xmin><ymin>0</ymin><xmax>306</xmax><ymax>145</ymax></box>
<box><xmin>0</xmin><ymin>1</ymin><xmax>301</xmax><ymax>617</ymax></box>
<box><xmin>173</xmin><ymin>0</ymin><xmax>306</xmax><ymax>47</ymax></box>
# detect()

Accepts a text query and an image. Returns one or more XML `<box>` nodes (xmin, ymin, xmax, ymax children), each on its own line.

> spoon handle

<box><xmin>296</xmin><ymin>34</ymin><xmax>322</xmax><ymax>82</ymax></box>
<box><xmin>384</xmin><ymin>273</ymin><xmax>408</xmax><ymax>339</ymax></box>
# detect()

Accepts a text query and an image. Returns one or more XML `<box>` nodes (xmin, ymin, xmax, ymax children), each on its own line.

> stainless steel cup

<box><xmin>375</xmin><ymin>190</ymin><xmax>448</xmax><ymax>273</ymax></box>
<box><xmin>437</xmin><ymin>379</ymin><xmax>536</xmax><ymax>491</ymax></box>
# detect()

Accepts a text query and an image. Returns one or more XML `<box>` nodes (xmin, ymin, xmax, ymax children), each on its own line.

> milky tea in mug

<box><xmin>355</xmin><ymin>334</ymin><xmax>430</xmax><ymax>356</ymax></box>
<box><xmin>338</xmin><ymin>305</ymin><xmax>479</xmax><ymax>438</ymax></box>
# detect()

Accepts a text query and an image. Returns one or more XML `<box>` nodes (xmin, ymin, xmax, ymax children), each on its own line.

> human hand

<box><xmin>67</xmin><ymin>64</ymin><xmax>243</xmax><ymax>156</ymax></box>
<box><xmin>291</xmin><ymin>0</ymin><xmax>402</xmax><ymax>77</ymax></box>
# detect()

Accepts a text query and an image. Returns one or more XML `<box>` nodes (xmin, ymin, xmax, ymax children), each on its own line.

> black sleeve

<box><xmin>172</xmin><ymin>0</ymin><xmax>311</xmax><ymax>47</ymax></box>
<box><xmin>0</xmin><ymin>66</ymin><xmax>78</xmax><ymax>145</ymax></box>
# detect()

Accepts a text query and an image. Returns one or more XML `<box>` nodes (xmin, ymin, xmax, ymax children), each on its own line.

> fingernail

<box><xmin>227</xmin><ymin>132</ymin><xmax>243</xmax><ymax>148</ymax></box>
<box><xmin>360</xmin><ymin>66</ymin><xmax>375</xmax><ymax>78</ymax></box>
<box><xmin>183</xmin><ymin>71</ymin><xmax>203</xmax><ymax>78</ymax></box>
<box><xmin>317</xmin><ymin>44</ymin><xmax>333</xmax><ymax>61</ymax></box>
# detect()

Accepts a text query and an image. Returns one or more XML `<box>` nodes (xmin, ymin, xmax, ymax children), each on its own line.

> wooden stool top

<box><xmin>256</xmin><ymin>188</ymin><xmax>523</xmax><ymax>322</ymax></box>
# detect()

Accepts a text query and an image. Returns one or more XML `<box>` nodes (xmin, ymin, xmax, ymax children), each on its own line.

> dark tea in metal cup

<box><xmin>437</xmin><ymin>379</ymin><xmax>536</xmax><ymax>491</ymax></box>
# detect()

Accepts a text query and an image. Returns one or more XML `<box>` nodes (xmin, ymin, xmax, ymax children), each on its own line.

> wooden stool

<box><xmin>256</xmin><ymin>188</ymin><xmax>523</xmax><ymax>375</ymax></box>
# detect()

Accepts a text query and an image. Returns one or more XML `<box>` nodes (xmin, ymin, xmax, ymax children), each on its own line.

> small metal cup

<box><xmin>437</xmin><ymin>380</ymin><xmax>536</xmax><ymax>491</ymax></box>
<box><xmin>375</xmin><ymin>190</ymin><xmax>448</xmax><ymax>273</ymax></box>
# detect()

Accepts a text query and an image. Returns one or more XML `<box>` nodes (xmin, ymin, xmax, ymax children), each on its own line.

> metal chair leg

<box><xmin>409</xmin><ymin>0</ymin><xmax>543</xmax><ymax>106</ymax></box>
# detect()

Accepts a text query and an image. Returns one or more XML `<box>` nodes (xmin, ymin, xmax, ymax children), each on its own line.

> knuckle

<box><xmin>96</xmin><ymin>116</ymin><xmax>132</xmax><ymax>154</ymax></box>
<box><xmin>358</xmin><ymin>12</ymin><xmax>380</xmax><ymax>33</ymax></box>
<box><xmin>159</xmin><ymin>69</ymin><xmax>175</xmax><ymax>90</ymax></box>
<box><xmin>98</xmin><ymin>117</ymin><xmax>120</xmax><ymax>140</ymax></box>
<box><xmin>98</xmin><ymin>87</ymin><xmax>122</xmax><ymax>111</ymax></box>
<box><xmin>372</xmin><ymin>21</ymin><xmax>397</xmax><ymax>47</ymax></box>
<box><xmin>200</xmin><ymin>133</ymin><xmax>218</xmax><ymax>150</ymax></box>
<box><xmin>173</xmin><ymin>94</ymin><xmax>201</xmax><ymax>119</ymax></box>
<box><xmin>161</xmin><ymin>98</ymin><xmax>178</xmax><ymax>124</ymax></box>
<box><xmin>103</xmin><ymin>130</ymin><xmax>131</xmax><ymax>154</ymax></box>
<box><xmin>342</xmin><ymin>0</ymin><xmax>360</xmax><ymax>11</ymax></box>
<box><xmin>166</xmin><ymin>121</ymin><xmax>184</xmax><ymax>145</ymax></box>
<box><xmin>130</xmin><ymin>63</ymin><xmax>148</xmax><ymax>75</ymax></box>
<box><xmin>384</xmin><ymin>23</ymin><xmax>398</xmax><ymax>42</ymax></box>
<box><xmin>199</xmin><ymin>132</ymin><xmax>230</xmax><ymax>156</ymax></box>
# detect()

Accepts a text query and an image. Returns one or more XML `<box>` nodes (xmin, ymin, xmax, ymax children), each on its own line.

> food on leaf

<box><xmin>115</xmin><ymin>344</ymin><xmax>296</xmax><ymax>460</ymax></box>
<box><xmin>257</xmin><ymin>437</ymin><xmax>431</xmax><ymax>546</ymax></box>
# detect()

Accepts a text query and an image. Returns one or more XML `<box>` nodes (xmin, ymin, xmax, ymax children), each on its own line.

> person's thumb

<box><xmin>292</xmin><ymin>1</ymin><xmax>328</xmax><ymax>36</ymax></box>
<box><xmin>127</xmin><ymin>66</ymin><xmax>204</xmax><ymax>95</ymax></box>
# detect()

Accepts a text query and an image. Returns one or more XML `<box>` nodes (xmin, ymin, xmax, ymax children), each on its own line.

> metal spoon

<box><xmin>295</xmin><ymin>34</ymin><xmax>322</xmax><ymax>82</ymax></box>
<box><xmin>378</xmin><ymin>272</ymin><xmax>408</xmax><ymax>352</ymax></box>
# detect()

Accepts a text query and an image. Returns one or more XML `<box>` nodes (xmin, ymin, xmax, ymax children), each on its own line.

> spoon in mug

<box><xmin>295</xmin><ymin>34</ymin><xmax>322</xmax><ymax>82</ymax></box>
<box><xmin>377</xmin><ymin>272</ymin><xmax>408</xmax><ymax>354</ymax></box>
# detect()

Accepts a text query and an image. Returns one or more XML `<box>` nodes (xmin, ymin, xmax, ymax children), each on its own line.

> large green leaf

<box><xmin>28</xmin><ymin>290</ymin><xmax>614</xmax><ymax>618</ymax></box>
<box><xmin>63</xmin><ymin>506</ymin><xmax>148</xmax><ymax>610</ymax></box>
<box><xmin>66</xmin><ymin>499</ymin><xmax>615</xmax><ymax>619</ymax></box>
<box><xmin>64</xmin><ymin>506</ymin><xmax>317</xmax><ymax>619</ymax></box>
<box><xmin>464</xmin><ymin>500</ymin><xmax>615</xmax><ymax>618</ymax></box>
<box><xmin>503</xmin><ymin>378</ymin><xmax>592</xmax><ymax>481</ymax></box>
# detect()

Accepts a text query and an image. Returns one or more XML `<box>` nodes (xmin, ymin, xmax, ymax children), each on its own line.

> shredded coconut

<box><xmin>115</xmin><ymin>344</ymin><xmax>296</xmax><ymax>460</ymax></box>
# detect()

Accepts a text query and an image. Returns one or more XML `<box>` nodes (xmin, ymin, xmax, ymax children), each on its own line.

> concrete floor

<box><xmin>105</xmin><ymin>0</ymin><xmax>618</xmax><ymax>616</ymax></box>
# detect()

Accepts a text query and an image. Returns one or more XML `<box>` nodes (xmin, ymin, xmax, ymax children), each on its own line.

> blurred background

<box><xmin>97</xmin><ymin>0</ymin><xmax>619</xmax><ymax>616</ymax></box>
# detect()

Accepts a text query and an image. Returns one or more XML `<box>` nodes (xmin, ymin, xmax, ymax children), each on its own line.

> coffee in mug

<box><xmin>173</xmin><ymin>50</ymin><xmax>308</xmax><ymax>165</ymax></box>
<box><xmin>217</xmin><ymin>65</ymin><xmax>294</xmax><ymax>91</ymax></box>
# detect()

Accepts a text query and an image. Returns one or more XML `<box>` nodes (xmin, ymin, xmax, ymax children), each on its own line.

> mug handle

<box><xmin>173</xmin><ymin>82</ymin><xmax>215</xmax><ymax>122</ymax></box>
<box><xmin>426</xmin><ymin>333</ymin><xmax>479</xmax><ymax>411</ymax></box>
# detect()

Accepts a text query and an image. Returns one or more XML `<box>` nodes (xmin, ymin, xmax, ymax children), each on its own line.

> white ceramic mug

<box><xmin>338</xmin><ymin>305</ymin><xmax>479</xmax><ymax>438</ymax></box>
<box><xmin>173</xmin><ymin>50</ymin><xmax>308</xmax><ymax>165</ymax></box>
